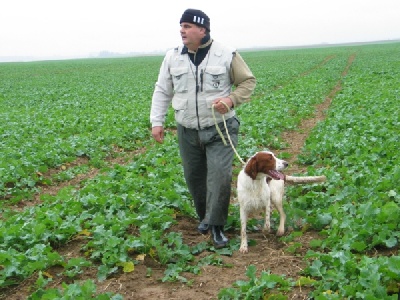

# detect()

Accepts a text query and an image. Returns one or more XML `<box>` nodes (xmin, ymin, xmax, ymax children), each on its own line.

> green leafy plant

<box><xmin>0</xmin><ymin>42</ymin><xmax>399</xmax><ymax>299</ymax></box>
<box><xmin>28</xmin><ymin>279</ymin><xmax>123</xmax><ymax>300</ymax></box>
<box><xmin>218</xmin><ymin>265</ymin><xmax>294</xmax><ymax>299</ymax></box>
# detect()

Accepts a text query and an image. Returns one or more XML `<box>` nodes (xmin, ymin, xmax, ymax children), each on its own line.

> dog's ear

<box><xmin>244</xmin><ymin>156</ymin><xmax>258</xmax><ymax>180</ymax></box>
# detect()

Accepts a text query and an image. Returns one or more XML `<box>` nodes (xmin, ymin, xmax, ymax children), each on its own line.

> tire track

<box><xmin>273</xmin><ymin>54</ymin><xmax>337</xmax><ymax>91</ymax></box>
<box><xmin>276</xmin><ymin>52</ymin><xmax>357</xmax><ymax>175</ymax></box>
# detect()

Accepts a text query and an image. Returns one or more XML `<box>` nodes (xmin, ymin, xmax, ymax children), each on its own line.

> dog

<box><xmin>237</xmin><ymin>150</ymin><xmax>326</xmax><ymax>253</ymax></box>
<box><xmin>237</xmin><ymin>151</ymin><xmax>288</xmax><ymax>253</ymax></box>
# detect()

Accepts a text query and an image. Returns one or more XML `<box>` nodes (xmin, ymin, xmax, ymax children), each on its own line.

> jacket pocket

<box><xmin>170</xmin><ymin>67</ymin><xmax>189</xmax><ymax>93</ymax></box>
<box><xmin>172</xmin><ymin>95</ymin><xmax>188</xmax><ymax>111</ymax></box>
<box><xmin>204</xmin><ymin>66</ymin><xmax>227</xmax><ymax>92</ymax></box>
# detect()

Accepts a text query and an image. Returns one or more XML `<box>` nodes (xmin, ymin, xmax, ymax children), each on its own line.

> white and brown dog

<box><xmin>237</xmin><ymin>150</ymin><xmax>325</xmax><ymax>253</ymax></box>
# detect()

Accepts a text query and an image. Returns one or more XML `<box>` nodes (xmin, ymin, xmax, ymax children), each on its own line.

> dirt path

<box><xmin>1</xmin><ymin>54</ymin><xmax>356</xmax><ymax>300</ymax></box>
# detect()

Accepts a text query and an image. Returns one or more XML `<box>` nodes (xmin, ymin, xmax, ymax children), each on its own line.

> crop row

<box><xmin>220</xmin><ymin>43</ymin><xmax>400</xmax><ymax>299</ymax></box>
<box><xmin>0</xmin><ymin>57</ymin><xmax>161</xmax><ymax>201</ymax></box>
<box><xmin>288</xmin><ymin>43</ymin><xmax>400</xmax><ymax>297</ymax></box>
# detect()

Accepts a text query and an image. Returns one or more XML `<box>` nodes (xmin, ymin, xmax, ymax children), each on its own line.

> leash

<box><xmin>212</xmin><ymin>102</ymin><xmax>246</xmax><ymax>165</ymax></box>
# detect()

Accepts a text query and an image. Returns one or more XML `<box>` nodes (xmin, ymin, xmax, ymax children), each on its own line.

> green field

<box><xmin>0</xmin><ymin>42</ymin><xmax>399</xmax><ymax>299</ymax></box>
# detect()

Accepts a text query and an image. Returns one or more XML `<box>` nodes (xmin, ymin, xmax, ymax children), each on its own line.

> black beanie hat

<box><xmin>180</xmin><ymin>8</ymin><xmax>210</xmax><ymax>32</ymax></box>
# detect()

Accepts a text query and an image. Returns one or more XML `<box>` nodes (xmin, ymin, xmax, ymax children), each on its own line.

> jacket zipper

<box><xmin>194</xmin><ymin>51</ymin><xmax>201</xmax><ymax>130</ymax></box>
<box><xmin>195</xmin><ymin>66</ymin><xmax>201</xmax><ymax>130</ymax></box>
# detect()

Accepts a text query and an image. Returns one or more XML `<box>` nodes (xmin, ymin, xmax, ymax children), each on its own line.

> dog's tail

<box><xmin>285</xmin><ymin>175</ymin><xmax>326</xmax><ymax>184</ymax></box>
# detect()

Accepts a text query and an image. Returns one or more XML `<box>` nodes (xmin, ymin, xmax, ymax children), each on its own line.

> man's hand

<box><xmin>212</xmin><ymin>97</ymin><xmax>233</xmax><ymax>114</ymax></box>
<box><xmin>152</xmin><ymin>126</ymin><xmax>164</xmax><ymax>143</ymax></box>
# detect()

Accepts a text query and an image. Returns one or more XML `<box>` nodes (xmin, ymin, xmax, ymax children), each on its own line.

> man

<box><xmin>150</xmin><ymin>8</ymin><xmax>256</xmax><ymax>248</ymax></box>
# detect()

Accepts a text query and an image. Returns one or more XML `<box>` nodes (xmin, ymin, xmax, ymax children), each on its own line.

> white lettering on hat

<box><xmin>193</xmin><ymin>16</ymin><xmax>205</xmax><ymax>25</ymax></box>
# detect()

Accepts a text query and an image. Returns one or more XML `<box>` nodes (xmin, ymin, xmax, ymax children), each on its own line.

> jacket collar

<box><xmin>181</xmin><ymin>34</ymin><xmax>212</xmax><ymax>54</ymax></box>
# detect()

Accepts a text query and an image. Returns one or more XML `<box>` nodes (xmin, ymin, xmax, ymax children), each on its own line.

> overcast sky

<box><xmin>1</xmin><ymin>0</ymin><xmax>399</xmax><ymax>61</ymax></box>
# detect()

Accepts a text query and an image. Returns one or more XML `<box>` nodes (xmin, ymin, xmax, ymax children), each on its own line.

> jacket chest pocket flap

<box><xmin>170</xmin><ymin>67</ymin><xmax>189</xmax><ymax>93</ymax></box>
<box><xmin>204</xmin><ymin>66</ymin><xmax>227</xmax><ymax>92</ymax></box>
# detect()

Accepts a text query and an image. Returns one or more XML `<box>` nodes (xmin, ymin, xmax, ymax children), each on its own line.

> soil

<box><xmin>0</xmin><ymin>55</ymin><xmax>355</xmax><ymax>300</ymax></box>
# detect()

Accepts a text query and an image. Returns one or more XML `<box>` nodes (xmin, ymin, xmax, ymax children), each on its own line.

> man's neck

<box><xmin>186</xmin><ymin>34</ymin><xmax>211</xmax><ymax>52</ymax></box>
<box><xmin>187</xmin><ymin>44</ymin><xmax>200</xmax><ymax>53</ymax></box>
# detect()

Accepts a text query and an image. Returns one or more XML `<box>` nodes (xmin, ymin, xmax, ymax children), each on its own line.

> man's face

<box><xmin>180</xmin><ymin>22</ymin><xmax>205</xmax><ymax>50</ymax></box>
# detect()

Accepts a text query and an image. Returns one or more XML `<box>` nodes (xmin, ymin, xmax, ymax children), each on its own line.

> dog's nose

<box><xmin>283</xmin><ymin>161</ymin><xmax>289</xmax><ymax>168</ymax></box>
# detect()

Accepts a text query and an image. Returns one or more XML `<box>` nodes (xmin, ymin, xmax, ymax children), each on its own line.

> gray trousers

<box><xmin>177</xmin><ymin>117</ymin><xmax>239</xmax><ymax>226</ymax></box>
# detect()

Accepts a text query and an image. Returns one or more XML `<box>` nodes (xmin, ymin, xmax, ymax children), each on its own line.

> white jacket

<box><xmin>151</xmin><ymin>41</ymin><xmax>236</xmax><ymax>129</ymax></box>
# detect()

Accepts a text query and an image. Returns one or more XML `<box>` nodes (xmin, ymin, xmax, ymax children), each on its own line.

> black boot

<box><xmin>211</xmin><ymin>225</ymin><xmax>228</xmax><ymax>248</ymax></box>
<box><xmin>197</xmin><ymin>221</ymin><xmax>209</xmax><ymax>234</ymax></box>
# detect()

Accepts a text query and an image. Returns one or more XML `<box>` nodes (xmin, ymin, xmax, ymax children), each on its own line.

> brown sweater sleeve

<box><xmin>229</xmin><ymin>52</ymin><xmax>256</xmax><ymax>107</ymax></box>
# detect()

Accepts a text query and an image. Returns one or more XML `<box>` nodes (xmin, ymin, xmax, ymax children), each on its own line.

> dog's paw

<box><xmin>239</xmin><ymin>246</ymin><xmax>248</xmax><ymax>253</ymax></box>
<box><xmin>276</xmin><ymin>227</ymin><xmax>285</xmax><ymax>236</ymax></box>
<box><xmin>262</xmin><ymin>225</ymin><xmax>272</xmax><ymax>233</ymax></box>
